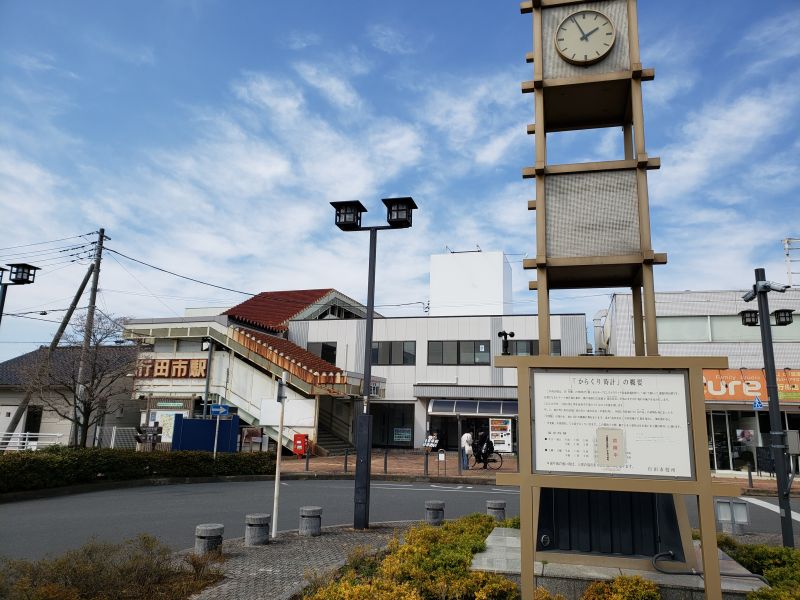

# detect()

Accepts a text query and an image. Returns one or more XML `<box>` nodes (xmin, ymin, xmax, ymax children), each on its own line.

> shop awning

<box><xmin>427</xmin><ymin>399</ymin><xmax>518</xmax><ymax>417</ymax></box>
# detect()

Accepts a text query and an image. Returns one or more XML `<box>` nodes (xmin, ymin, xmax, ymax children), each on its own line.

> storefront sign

<box><xmin>489</xmin><ymin>418</ymin><xmax>513</xmax><ymax>453</ymax></box>
<box><xmin>532</xmin><ymin>370</ymin><xmax>693</xmax><ymax>478</ymax></box>
<box><xmin>703</xmin><ymin>369</ymin><xmax>800</xmax><ymax>403</ymax></box>
<box><xmin>156</xmin><ymin>401</ymin><xmax>185</xmax><ymax>408</ymax></box>
<box><xmin>136</xmin><ymin>358</ymin><xmax>208</xmax><ymax>379</ymax></box>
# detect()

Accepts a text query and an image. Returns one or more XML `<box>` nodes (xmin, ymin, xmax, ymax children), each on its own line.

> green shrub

<box><xmin>305</xmin><ymin>514</ymin><xmax>519</xmax><ymax>600</ymax></box>
<box><xmin>580</xmin><ymin>575</ymin><xmax>660</xmax><ymax>600</ymax></box>
<box><xmin>0</xmin><ymin>534</ymin><xmax>222</xmax><ymax>600</ymax></box>
<box><xmin>715</xmin><ymin>535</ymin><xmax>800</xmax><ymax>599</ymax></box>
<box><xmin>500</xmin><ymin>515</ymin><xmax>520</xmax><ymax>529</ymax></box>
<box><xmin>0</xmin><ymin>447</ymin><xmax>275</xmax><ymax>493</ymax></box>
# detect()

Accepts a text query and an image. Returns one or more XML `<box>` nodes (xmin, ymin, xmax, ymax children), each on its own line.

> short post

<box><xmin>245</xmin><ymin>513</ymin><xmax>271</xmax><ymax>546</ymax></box>
<box><xmin>384</xmin><ymin>447</ymin><xmax>388</xmax><ymax>474</ymax></box>
<box><xmin>344</xmin><ymin>448</ymin><xmax>349</xmax><ymax>473</ymax></box>
<box><xmin>457</xmin><ymin>416</ymin><xmax>463</xmax><ymax>476</ymax></box>
<box><xmin>305</xmin><ymin>446</ymin><xmax>310</xmax><ymax>472</ymax></box>
<box><xmin>299</xmin><ymin>506</ymin><xmax>323</xmax><ymax>537</ymax></box>
<box><xmin>486</xmin><ymin>500</ymin><xmax>507</xmax><ymax>521</ymax></box>
<box><xmin>425</xmin><ymin>500</ymin><xmax>445</xmax><ymax>526</ymax></box>
<box><xmin>747</xmin><ymin>463</ymin><xmax>754</xmax><ymax>489</ymax></box>
<box><xmin>424</xmin><ymin>450</ymin><xmax>429</xmax><ymax>476</ymax></box>
<box><xmin>194</xmin><ymin>523</ymin><xmax>224</xmax><ymax>555</ymax></box>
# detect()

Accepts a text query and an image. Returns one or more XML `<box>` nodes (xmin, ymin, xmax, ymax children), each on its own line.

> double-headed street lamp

<box><xmin>740</xmin><ymin>267</ymin><xmax>795</xmax><ymax>548</ymax></box>
<box><xmin>0</xmin><ymin>263</ymin><xmax>41</xmax><ymax>329</ymax></box>
<box><xmin>331</xmin><ymin>197</ymin><xmax>418</xmax><ymax>530</ymax></box>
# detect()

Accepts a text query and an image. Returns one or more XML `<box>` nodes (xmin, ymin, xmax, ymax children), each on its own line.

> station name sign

<box><xmin>533</xmin><ymin>369</ymin><xmax>693</xmax><ymax>479</ymax></box>
<box><xmin>136</xmin><ymin>358</ymin><xmax>208</xmax><ymax>379</ymax></box>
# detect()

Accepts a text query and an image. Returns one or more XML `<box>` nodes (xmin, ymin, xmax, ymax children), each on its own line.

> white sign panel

<box><xmin>533</xmin><ymin>370</ymin><xmax>693</xmax><ymax>478</ymax></box>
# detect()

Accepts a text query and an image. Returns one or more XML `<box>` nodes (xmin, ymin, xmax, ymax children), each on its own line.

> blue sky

<box><xmin>1</xmin><ymin>1</ymin><xmax>799</xmax><ymax>361</ymax></box>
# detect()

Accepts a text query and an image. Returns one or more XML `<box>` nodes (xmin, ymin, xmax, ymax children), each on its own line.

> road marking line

<box><xmin>739</xmin><ymin>497</ymin><xmax>800</xmax><ymax>522</ymax></box>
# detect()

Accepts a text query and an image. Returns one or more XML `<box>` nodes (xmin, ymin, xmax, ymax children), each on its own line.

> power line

<box><xmin>106</xmin><ymin>247</ymin><xmax>258</xmax><ymax>296</ymax></box>
<box><xmin>0</xmin><ymin>233</ymin><xmax>95</xmax><ymax>252</ymax></box>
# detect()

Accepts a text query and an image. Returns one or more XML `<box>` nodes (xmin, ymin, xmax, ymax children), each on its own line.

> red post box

<box><xmin>293</xmin><ymin>433</ymin><xmax>308</xmax><ymax>457</ymax></box>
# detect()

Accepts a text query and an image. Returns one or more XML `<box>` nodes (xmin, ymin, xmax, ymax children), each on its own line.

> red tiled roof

<box><xmin>224</xmin><ymin>289</ymin><xmax>335</xmax><ymax>332</ymax></box>
<box><xmin>231</xmin><ymin>329</ymin><xmax>342</xmax><ymax>387</ymax></box>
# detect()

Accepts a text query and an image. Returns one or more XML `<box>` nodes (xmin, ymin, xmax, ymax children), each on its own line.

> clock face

<box><xmin>554</xmin><ymin>10</ymin><xmax>616</xmax><ymax>66</ymax></box>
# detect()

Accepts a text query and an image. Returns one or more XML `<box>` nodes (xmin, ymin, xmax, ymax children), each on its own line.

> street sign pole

<box><xmin>272</xmin><ymin>371</ymin><xmax>288</xmax><ymax>539</ymax></box>
<box><xmin>212</xmin><ymin>411</ymin><xmax>221</xmax><ymax>459</ymax></box>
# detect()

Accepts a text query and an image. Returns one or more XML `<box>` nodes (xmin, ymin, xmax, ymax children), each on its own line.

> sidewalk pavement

<box><xmin>190</xmin><ymin>523</ymin><xmax>407</xmax><ymax>600</ymax></box>
<box><xmin>280</xmin><ymin>450</ymin><xmax>517</xmax><ymax>481</ymax></box>
<box><xmin>279</xmin><ymin>451</ymin><xmax>790</xmax><ymax>496</ymax></box>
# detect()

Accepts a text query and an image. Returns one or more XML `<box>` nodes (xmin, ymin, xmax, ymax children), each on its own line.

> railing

<box><xmin>0</xmin><ymin>432</ymin><xmax>64</xmax><ymax>451</ymax></box>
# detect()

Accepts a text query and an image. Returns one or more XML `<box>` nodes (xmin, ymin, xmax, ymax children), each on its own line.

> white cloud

<box><xmin>8</xmin><ymin>52</ymin><xmax>79</xmax><ymax>79</ymax></box>
<box><xmin>285</xmin><ymin>31</ymin><xmax>322</xmax><ymax>50</ymax></box>
<box><xmin>366</xmin><ymin>24</ymin><xmax>416</xmax><ymax>55</ymax></box>
<box><xmin>294</xmin><ymin>63</ymin><xmax>363</xmax><ymax>111</ymax></box>
<box><xmin>736</xmin><ymin>8</ymin><xmax>800</xmax><ymax>71</ymax></box>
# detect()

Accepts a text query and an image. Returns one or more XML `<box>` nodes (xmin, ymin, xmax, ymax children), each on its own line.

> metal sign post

<box><xmin>271</xmin><ymin>371</ymin><xmax>288</xmax><ymax>539</ymax></box>
<box><xmin>210</xmin><ymin>403</ymin><xmax>229</xmax><ymax>459</ymax></box>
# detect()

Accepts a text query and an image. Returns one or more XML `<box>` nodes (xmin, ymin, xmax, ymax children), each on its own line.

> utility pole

<box><xmin>72</xmin><ymin>228</ymin><xmax>107</xmax><ymax>447</ymax></box>
<box><xmin>1</xmin><ymin>263</ymin><xmax>95</xmax><ymax>449</ymax></box>
<box><xmin>271</xmin><ymin>371</ymin><xmax>288</xmax><ymax>539</ymax></box>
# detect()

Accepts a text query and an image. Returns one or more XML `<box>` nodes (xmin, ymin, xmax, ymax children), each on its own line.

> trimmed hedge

<box><xmin>716</xmin><ymin>534</ymin><xmax>800</xmax><ymax>600</ymax></box>
<box><xmin>0</xmin><ymin>446</ymin><xmax>275</xmax><ymax>493</ymax></box>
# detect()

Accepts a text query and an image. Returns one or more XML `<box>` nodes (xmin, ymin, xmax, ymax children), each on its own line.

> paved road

<box><xmin>1</xmin><ymin>480</ymin><xmax>798</xmax><ymax>560</ymax></box>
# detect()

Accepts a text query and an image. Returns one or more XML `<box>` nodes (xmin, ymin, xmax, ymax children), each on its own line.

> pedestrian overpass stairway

<box><xmin>202</xmin><ymin>327</ymin><xmax>359</xmax><ymax>454</ymax></box>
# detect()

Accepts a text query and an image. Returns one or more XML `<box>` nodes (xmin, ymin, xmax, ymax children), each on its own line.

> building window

<box><xmin>509</xmin><ymin>339</ymin><xmax>562</xmax><ymax>356</ymax></box>
<box><xmin>308</xmin><ymin>342</ymin><xmax>337</xmax><ymax>365</ymax></box>
<box><xmin>371</xmin><ymin>341</ymin><xmax>416</xmax><ymax>365</ymax></box>
<box><xmin>428</xmin><ymin>340</ymin><xmax>491</xmax><ymax>365</ymax></box>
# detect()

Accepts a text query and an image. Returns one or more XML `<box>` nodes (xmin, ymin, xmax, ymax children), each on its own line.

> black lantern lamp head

<box><xmin>0</xmin><ymin>267</ymin><xmax>6</xmax><ymax>284</ymax></box>
<box><xmin>773</xmin><ymin>309</ymin><xmax>794</xmax><ymax>327</ymax></box>
<box><xmin>331</xmin><ymin>200</ymin><xmax>367</xmax><ymax>231</ymax></box>
<box><xmin>6</xmin><ymin>263</ymin><xmax>40</xmax><ymax>285</ymax></box>
<box><xmin>739</xmin><ymin>310</ymin><xmax>759</xmax><ymax>327</ymax></box>
<box><xmin>382</xmin><ymin>197</ymin><xmax>417</xmax><ymax>229</ymax></box>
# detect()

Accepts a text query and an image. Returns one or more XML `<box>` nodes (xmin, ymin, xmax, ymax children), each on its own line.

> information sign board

<box><xmin>210</xmin><ymin>404</ymin><xmax>229</xmax><ymax>416</ymax></box>
<box><xmin>532</xmin><ymin>370</ymin><xmax>693</xmax><ymax>478</ymax></box>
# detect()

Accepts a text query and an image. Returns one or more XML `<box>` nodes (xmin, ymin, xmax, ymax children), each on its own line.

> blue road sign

<box><xmin>210</xmin><ymin>404</ymin><xmax>229</xmax><ymax>416</ymax></box>
<box><xmin>753</xmin><ymin>397</ymin><xmax>764</xmax><ymax>410</ymax></box>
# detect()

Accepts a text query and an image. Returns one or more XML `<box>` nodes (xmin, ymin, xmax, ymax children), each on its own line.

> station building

<box><xmin>124</xmin><ymin>251</ymin><xmax>589</xmax><ymax>453</ymax></box>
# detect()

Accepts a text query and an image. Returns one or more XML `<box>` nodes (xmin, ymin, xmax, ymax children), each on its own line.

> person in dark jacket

<box><xmin>476</xmin><ymin>429</ymin><xmax>494</xmax><ymax>469</ymax></box>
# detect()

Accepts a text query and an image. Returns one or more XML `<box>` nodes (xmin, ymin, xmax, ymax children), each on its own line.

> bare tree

<box><xmin>25</xmin><ymin>312</ymin><xmax>138</xmax><ymax>447</ymax></box>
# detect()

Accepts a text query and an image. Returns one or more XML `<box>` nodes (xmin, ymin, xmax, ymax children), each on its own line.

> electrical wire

<box><xmin>0</xmin><ymin>233</ymin><xmax>95</xmax><ymax>252</ymax></box>
<box><xmin>107</xmin><ymin>252</ymin><xmax>181</xmax><ymax>317</ymax></box>
<box><xmin>106</xmin><ymin>248</ymin><xmax>257</xmax><ymax>296</ymax></box>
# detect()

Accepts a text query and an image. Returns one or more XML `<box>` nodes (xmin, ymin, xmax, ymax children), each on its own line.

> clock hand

<box><xmin>572</xmin><ymin>16</ymin><xmax>588</xmax><ymax>40</ymax></box>
<box><xmin>581</xmin><ymin>26</ymin><xmax>600</xmax><ymax>41</ymax></box>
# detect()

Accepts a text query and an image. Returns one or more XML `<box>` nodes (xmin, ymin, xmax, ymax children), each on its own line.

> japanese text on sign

<box><xmin>532</xmin><ymin>370</ymin><xmax>693</xmax><ymax>478</ymax></box>
<box><xmin>136</xmin><ymin>358</ymin><xmax>208</xmax><ymax>379</ymax></box>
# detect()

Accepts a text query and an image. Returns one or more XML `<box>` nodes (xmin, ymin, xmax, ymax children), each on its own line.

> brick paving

<box><xmin>191</xmin><ymin>523</ymin><xmax>407</xmax><ymax>600</ymax></box>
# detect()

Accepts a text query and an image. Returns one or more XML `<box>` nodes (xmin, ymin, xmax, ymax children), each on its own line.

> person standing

<box><xmin>477</xmin><ymin>429</ymin><xmax>493</xmax><ymax>469</ymax></box>
<box><xmin>460</xmin><ymin>430</ymin><xmax>473</xmax><ymax>470</ymax></box>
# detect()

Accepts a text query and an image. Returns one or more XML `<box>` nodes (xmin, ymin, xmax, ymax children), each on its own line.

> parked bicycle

<box><xmin>469</xmin><ymin>450</ymin><xmax>503</xmax><ymax>470</ymax></box>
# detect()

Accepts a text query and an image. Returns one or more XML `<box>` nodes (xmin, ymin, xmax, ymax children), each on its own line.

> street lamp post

<box><xmin>741</xmin><ymin>267</ymin><xmax>795</xmax><ymax>548</ymax></box>
<box><xmin>330</xmin><ymin>197</ymin><xmax>418</xmax><ymax>530</ymax></box>
<box><xmin>0</xmin><ymin>263</ymin><xmax>41</xmax><ymax>329</ymax></box>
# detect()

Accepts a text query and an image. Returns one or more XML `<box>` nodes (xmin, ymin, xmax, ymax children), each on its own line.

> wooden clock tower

<box><xmin>520</xmin><ymin>0</ymin><xmax>664</xmax><ymax>356</ymax></box>
<box><xmin>497</xmin><ymin>2</ymin><xmax>741</xmax><ymax>599</ymax></box>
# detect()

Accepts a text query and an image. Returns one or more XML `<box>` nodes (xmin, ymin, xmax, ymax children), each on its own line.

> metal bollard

<box><xmin>299</xmin><ymin>506</ymin><xmax>323</xmax><ymax>537</ymax></box>
<box><xmin>194</xmin><ymin>523</ymin><xmax>224</xmax><ymax>555</ymax></box>
<box><xmin>344</xmin><ymin>448</ymin><xmax>349</xmax><ymax>473</ymax></box>
<box><xmin>305</xmin><ymin>448</ymin><xmax>310</xmax><ymax>472</ymax></box>
<box><xmin>384</xmin><ymin>447</ymin><xmax>389</xmax><ymax>474</ymax></box>
<box><xmin>424</xmin><ymin>451</ymin><xmax>429</xmax><ymax>476</ymax></box>
<box><xmin>244</xmin><ymin>513</ymin><xmax>271</xmax><ymax>546</ymax></box>
<box><xmin>747</xmin><ymin>463</ymin><xmax>754</xmax><ymax>488</ymax></box>
<box><xmin>486</xmin><ymin>500</ymin><xmax>506</xmax><ymax>521</ymax></box>
<box><xmin>425</xmin><ymin>500</ymin><xmax>445</xmax><ymax>526</ymax></box>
